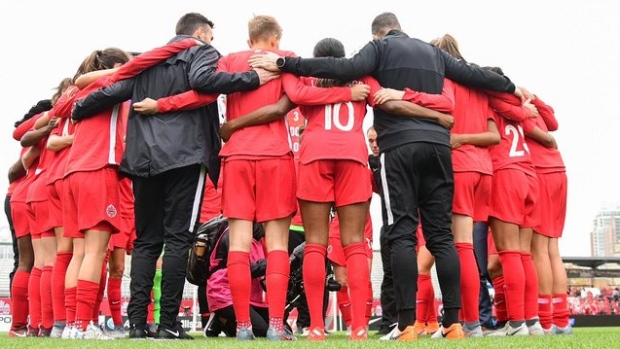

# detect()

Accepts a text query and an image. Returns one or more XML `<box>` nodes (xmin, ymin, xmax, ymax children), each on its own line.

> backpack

<box><xmin>186</xmin><ymin>215</ymin><xmax>229</xmax><ymax>286</ymax></box>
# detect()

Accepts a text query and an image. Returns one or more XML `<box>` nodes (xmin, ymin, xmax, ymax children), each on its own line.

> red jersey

<box><xmin>522</xmin><ymin>97</ymin><xmax>565</xmax><ymax>173</ymax></box>
<box><xmin>297</xmin><ymin>76</ymin><xmax>376</xmax><ymax>165</ymax></box>
<box><xmin>10</xmin><ymin>154</ymin><xmax>38</xmax><ymax>203</ymax></box>
<box><xmin>451</xmin><ymin>83</ymin><xmax>494</xmax><ymax>175</ymax></box>
<box><xmin>13</xmin><ymin>112</ymin><xmax>44</xmax><ymax>141</ymax></box>
<box><xmin>487</xmin><ymin>93</ymin><xmax>535</xmax><ymax>176</ymax></box>
<box><xmin>199</xmin><ymin>174</ymin><xmax>223</xmax><ymax>223</ymax></box>
<box><xmin>64</xmin><ymin>76</ymin><xmax>128</xmax><ymax>176</ymax></box>
<box><xmin>46</xmin><ymin>117</ymin><xmax>75</xmax><ymax>184</ymax></box>
<box><xmin>286</xmin><ymin>108</ymin><xmax>306</xmax><ymax>158</ymax></box>
<box><xmin>218</xmin><ymin>49</ymin><xmax>352</xmax><ymax>159</ymax></box>
<box><xmin>26</xmin><ymin>139</ymin><xmax>52</xmax><ymax>202</ymax></box>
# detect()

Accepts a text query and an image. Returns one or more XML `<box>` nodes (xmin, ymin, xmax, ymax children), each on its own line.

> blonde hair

<box><xmin>248</xmin><ymin>15</ymin><xmax>282</xmax><ymax>42</ymax></box>
<box><xmin>430</xmin><ymin>34</ymin><xmax>465</xmax><ymax>61</ymax></box>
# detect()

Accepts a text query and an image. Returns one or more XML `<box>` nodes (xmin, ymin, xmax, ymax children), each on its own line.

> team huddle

<box><xmin>5</xmin><ymin>10</ymin><xmax>570</xmax><ymax>342</ymax></box>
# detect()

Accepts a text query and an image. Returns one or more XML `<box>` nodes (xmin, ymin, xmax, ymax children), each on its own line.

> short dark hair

<box><xmin>371</xmin><ymin>12</ymin><xmax>401</xmax><ymax>36</ymax></box>
<box><xmin>313</xmin><ymin>38</ymin><xmax>346</xmax><ymax>58</ymax></box>
<box><xmin>176</xmin><ymin>13</ymin><xmax>214</xmax><ymax>35</ymax></box>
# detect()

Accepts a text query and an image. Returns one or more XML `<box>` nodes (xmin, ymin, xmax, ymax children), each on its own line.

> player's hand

<box><xmin>523</xmin><ymin>99</ymin><xmax>539</xmax><ymax>118</ymax></box>
<box><xmin>513</xmin><ymin>86</ymin><xmax>526</xmax><ymax>103</ymax></box>
<box><xmin>437</xmin><ymin>112</ymin><xmax>455</xmax><ymax>129</ymax></box>
<box><xmin>519</xmin><ymin>86</ymin><xmax>536</xmax><ymax>102</ymax></box>
<box><xmin>249</xmin><ymin>52</ymin><xmax>281</xmax><ymax>72</ymax></box>
<box><xmin>47</xmin><ymin>117</ymin><xmax>60</xmax><ymax>130</ymax></box>
<box><xmin>373</xmin><ymin>88</ymin><xmax>405</xmax><ymax>105</ymax></box>
<box><xmin>133</xmin><ymin>98</ymin><xmax>159</xmax><ymax>115</ymax></box>
<box><xmin>450</xmin><ymin>133</ymin><xmax>465</xmax><ymax>149</ymax></box>
<box><xmin>254</xmin><ymin>68</ymin><xmax>280</xmax><ymax>86</ymax></box>
<box><xmin>220</xmin><ymin>121</ymin><xmax>237</xmax><ymax>142</ymax></box>
<box><xmin>351</xmin><ymin>83</ymin><xmax>370</xmax><ymax>101</ymax></box>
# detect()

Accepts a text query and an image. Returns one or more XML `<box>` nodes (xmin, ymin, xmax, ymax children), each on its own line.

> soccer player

<box><xmin>250</xmin><ymin>12</ymin><xmax>521</xmax><ymax>340</ymax></box>
<box><xmin>522</xmin><ymin>94</ymin><xmax>571</xmax><ymax>334</ymax></box>
<box><xmin>71</xmin><ymin>13</ymin><xmax>275</xmax><ymax>340</ymax></box>
<box><xmin>484</xmin><ymin>68</ymin><xmax>543</xmax><ymax>336</ymax></box>
<box><xmin>430</xmin><ymin>34</ymin><xmax>501</xmax><ymax>337</ymax></box>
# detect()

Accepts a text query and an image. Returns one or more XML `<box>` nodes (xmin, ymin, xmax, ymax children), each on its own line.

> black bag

<box><xmin>186</xmin><ymin>215</ymin><xmax>229</xmax><ymax>286</ymax></box>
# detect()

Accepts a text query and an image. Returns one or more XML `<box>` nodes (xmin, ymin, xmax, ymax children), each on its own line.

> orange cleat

<box><xmin>307</xmin><ymin>327</ymin><xmax>325</xmax><ymax>342</ymax></box>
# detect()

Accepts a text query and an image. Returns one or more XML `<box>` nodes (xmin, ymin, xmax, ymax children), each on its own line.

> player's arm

<box><xmin>487</xmin><ymin>92</ymin><xmax>537</xmax><ymax>121</ymax></box>
<box><xmin>20</xmin><ymin>115</ymin><xmax>59</xmax><ymax>147</ymax></box>
<box><xmin>441</xmin><ymin>50</ymin><xmax>517</xmax><ymax>94</ymax></box>
<box><xmin>74</xmin><ymin>68</ymin><xmax>118</xmax><ymax>89</ymax></box>
<box><xmin>189</xmin><ymin>46</ymin><xmax>261</xmax><ymax>94</ymax></box>
<box><xmin>21</xmin><ymin>146</ymin><xmax>41</xmax><ymax>170</ymax></box>
<box><xmin>8</xmin><ymin>158</ymin><xmax>26</xmax><ymax>183</ymax></box>
<box><xmin>72</xmin><ymin>79</ymin><xmax>135</xmax><ymax>121</ymax></box>
<box><xmin>47</xmin><ymin>134</ymin><xmax>74</xmax><ymax>151</ymax></box>
<box><xmin>523</xmin><ymin>119</ymin><xmax>557</xmax><ymax>149</ymax></box>
<box><xmin>451</xmin><ymin>118</ymin><xmax>500</xmax><ymax>149</ymax></box>
<box><xmin>373</xmin><ymin>78</ymin><xmax>456</xmax><ymax>113</ymax></box>
<box><xmin>220</xmin><ymin>94</ymin><xmax>296</xmax><ymax>142</ymax></box>
<box><xmin>281</xmin><ymin>73</ymin><xmax>367</xmax><ymax>105</ymax></box>
<box><xmin>132</xmin><ymin>91</ymin><xmax>219</xmax><ymax>115</ymax></box>
<box><xmin>532</xmin><ymin>97</ymin><xmax>558</xmax><ymax>131</ymax></box>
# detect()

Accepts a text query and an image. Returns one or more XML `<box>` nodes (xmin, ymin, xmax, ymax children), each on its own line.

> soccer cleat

<box><xmin>376</xmin><ymin>323</ymin><xmax>396</xmax><ymax>336</ymax></box>
<box><xmin>488</xmin><ymin>322</ymin><xmax>529</xmax><ymax>336</ymax></box>
<box><xmin>8</xmin><ymin>327</ymin><xmax>28</xmax><ymax>338</ymax></box>
<box><xmin>146</xmin><ymin>322</ymin><xmax>158</xmax><ymax>337</ymax></box>
<box><xmin>413</xmin><ymin>321</ymin><xmax>426</xmax><ymax>335</ymax></box>
<box><xmin>235</xmin><ymin>327</ymin><xmax>255</xmax><ymax>341</ymax></box>
<box><xmin>385</xmin><ymin>325</ymin><xmax>418</xmax><ymax>341</ymax></box>
<box><xmin>266</xmin><ymin>326</ymin><xmax>297</xmax><ymax>341</ymax></box>
<box><xmin>425</xmin><ymin>321</ymin><xmax>440</xmax><ymax>335</ymax></box>
<box><xmin>463</xmin><ymin>322</ymin><xmax>483</xmax><ymax>338</ymax></box>
<box><xmin>431</xmin><ymin>323</ymin><xmax>466</xmax><ymax>339</ymax></box>
<box><xmin>26</xmin><ymin>325</ymin><xmax>40</xmax><ymax>337</ymax></box>
<box><xmin>307</xmin><ymin>327</ymin><xmax>326</xmax><ymax>341</ymax></box>
<box><xmin>61</xmin><ymin>325</ymin><xmax>74</xmax><ymax>339</ymax></box>
<box><xmin>104</xmin><ymin>324</ymin><xmax>127</xmax><ymax>339</ymax></box>
<box><xmin>550</xmin><ymin>324</ymin><xmax>573</xmax><ymax>335</ymax></box>
<box><xmin>128</xmin><ymin>324</ymin><xmax>148</xmax><ymax>339</ymax></box>
<box><xmin>527</xmin><ymin>320</ymin><xmax>545</xmax><ymax>336</ymax></box>
<box><xmin>74</xmin><ymin>322</ymin><xmax>115</xmax><ymax>340</ymax></box>
<box><xmin>50</xmin><ymin>324</ymin><xmax>65</xmax><ymax>338</ymax></box>
<box><xmin>39</xmin><ymin>326</ymin><xmax>52</xmax><ymax>337</ymax></box>
<box><xmin>349</xmin><ymin>327</ymin><xmax>368</xmax><ymax>341</ymax></box>
<box><xmin>155</xmin><ymin>322</ymin><xmax>194</xmax><ymax>340</ymax></box>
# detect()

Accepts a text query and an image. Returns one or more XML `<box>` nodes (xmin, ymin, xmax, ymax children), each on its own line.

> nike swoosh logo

<box><xmin>442</xmin><ymin>328</ymin><xmax>454</xmax><ymax>338</ymax></box>
<box><xmin>10</xmin><ymin>331</ymin><xmax>26</xmax><ymax>338</ymax></box>
<box><xmin>165</xmin><ymin>329</ymin><xmax>179</xmax><ymax>337</ymax></box>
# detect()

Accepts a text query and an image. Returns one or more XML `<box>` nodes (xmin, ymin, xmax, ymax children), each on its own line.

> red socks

<box><xmin>552</xmin><ymin>293</ymin><xmax>570</xmax><ymax>327</ymax></box>
<box><xmin>227</xmin><ymin>251</ymin><xmax>251</xmax><ymax>327</ymax></box>
<box><xmin>498</xmin><ymin>250</ymin><xmax>525</xmax><ymax>321</ymax></box>
<box><xmin>416</xmin><ymin>273</ymin><xmax>433</xmax><ymax>323</ymax></box>
<box><xmin>147</xmin><ymin>291</ymin><xmax>155</xmax><ymax>324</ymax></box>
<box><xmin>65</xmin><ymin>287</ymin><xmax>77</xmax><ymax>326</ymax></box>
<box><xmin>337</xmin><ymin>287</ymin><xmax>352</xmax><ymax>328</ymax></box>
<box><xmin>456</xmin><ymin>242</ymin><xmax>480</xmax><ymax>323</ymax></box>
<box><xmin>75</xmin><ymin>280</ymin><xmax>100</xmax><ymax>330</ymax></box>
<box><xmin>521</xmin><ymin>252</ymin><xmax>539</xmax><ymax>320</ymax></box>
<box><xmin>40</xmin><ymin>266</ymin><xmax>54</xmax><ymax>329</ymax></box>
<box><xmin>28</xmin><ymin>267</ymin><xmax>42</xmax><ymax>329</ymax></box>
<box><xmin>108</xmin><ymin>277</ymin><xmax>123</xmax><ymax>326</ymax></box>
<box><xmin>52</xmin><ymin>252</ymin><xmax>71</xmax><ymax>323</ymax></box>
<box><xmin>344</xmin><ymin>242</ymin><xmax>370</xmax><ymax>331</ymax></box>
<box><xmin>491</xmin><ymin>275</ymin><xmax>508</xmax><ymax>323</ymax></box>
<box><xmin>303</xmin><ymin>244</ymin><xmax>326</xmax><ymax>330</ymax></box>
<box><xmin>266</xmin><ymin>249</ymin><xmax>290</xmax><ymax>330</ymax></box>
<box><xmin>10</xmin><ymin>270</ymin><xmax>30</xmax><ymax>331</ymax></box>
<box><xmin>538</xmin><ymin>294</ymin><xmax>553</xmax><ymax>330</ymax></box>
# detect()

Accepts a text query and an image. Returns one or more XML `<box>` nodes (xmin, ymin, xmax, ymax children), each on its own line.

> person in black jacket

<box><xmin>250</xmin><ymin>12</ymin><xmax>523</xmax><ymax>340</ymax></box>
<box><xmin>72</xmin><ymin>13</ymin><xmax>277</xmax><ymax>340</ymax></box>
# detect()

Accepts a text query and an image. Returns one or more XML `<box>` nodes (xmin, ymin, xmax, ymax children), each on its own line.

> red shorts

<box><xmin>453</xmin><ymin>172</ymin><xmax>492</xmax><ymax>222</ymax></box>
<box><xmin>297</xmin><ymin>160</ymin><xmax>372</xmax><ymax>207</ymax></box>
<box><xmin>10</xmin><ymin>201</ymin><xmax>30</xmax><ymax>238</ymax></box>
<box><xmin>489</xmin><ymin>169</ymin><xmax>539</xmax><ymax>228</ymax></box>
<box><xmin>488</xmin><ymin>231</ymin><xmax>498</xmax><ymax>255</ymax></box>
<box><xmin>63</xmin><ymin>168</ymin><xmax>121</xmax><ymax>238</ymax></box>
<box><xmin>221</xmin><ymin>156</ymin><xmax>296</xmax><ymax>222</ymax></box>
<box><xmin>110</xmin><ymin>215</ymin><xmax>135</xmax><ymax>251</ymax></box>
<box><xmin>27</xmin><ymin>200</ymin><xmax>55</xmax><ymax>238</ymax></box>
<box><xmin>534</xmin><ymin>171</ymin><xmax>567</xmax><ymax>238</ymax></box>
<box><xmin>47</xmin><ymin>180</ymin><xmax>64</xmax><ymax>229</ymax></box>
<box><xmin>327</xmin><ymin>214</ymin><xmax>373</xmax><ymax>266</ymax></box>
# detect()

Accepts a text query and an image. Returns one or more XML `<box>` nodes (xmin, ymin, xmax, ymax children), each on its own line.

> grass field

<box><xmin>1</xmin><ymin>328</ymin><xmax>619</xmax><ymax>348</ymax></box>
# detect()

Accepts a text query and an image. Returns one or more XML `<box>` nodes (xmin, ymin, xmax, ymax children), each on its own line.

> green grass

<box><xmin>1</xmin><ymin>328</ymin><xmax>619</xmax><ymax>348</ymax></box>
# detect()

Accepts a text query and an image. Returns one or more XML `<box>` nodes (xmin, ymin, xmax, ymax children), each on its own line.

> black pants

<box><xmin>380</xmin><ymin>142</ymin><xmax>461</xmax><ymax>326</ymax></box>
<box><xmin>473</xmin><ymin>221</ymin><xmax>493</xmax><ymax>326</ymax></box>
<box><xmin>378</xmin><ymin>226</ymin><xmax>397</xmax><ymax>328</ymax></box>
<box><xmin>127</xmin><ymin>165</ymin><xmax>206</xmax><ymax>328</ymax></box>
<box><xmin>216</xmin><ymin>305</ymin><xmax>269</xmax><ymax>337</ymax></box>
<box><xmin>5</xmin><ymin>195</ymin><xmax>18</xmax><ymax>293</ymax></box>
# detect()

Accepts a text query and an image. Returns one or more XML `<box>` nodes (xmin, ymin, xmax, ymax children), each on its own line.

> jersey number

<box><xmin>505</xmin><ymin>124</ymin><xmax>530</xmax><ymax>157</ymax></box>
<box><xmin>324</xmin><ymin>102</ymin><xmax>354</xmax><ymax>131</ymax></box>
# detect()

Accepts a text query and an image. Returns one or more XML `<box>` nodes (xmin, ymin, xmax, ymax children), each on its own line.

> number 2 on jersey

<box><xmin>324</xmin><ymin>102</ymin><xmax>354</xmax><ymax>131</ymax></box>
<box><xmin>505</xmin><ymin>124</ymin><xmax>530</xmax><ymax>157</ymax></box>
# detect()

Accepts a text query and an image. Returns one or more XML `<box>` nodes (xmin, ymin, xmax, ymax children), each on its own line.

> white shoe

<box><xmin>528</xmin><ymin>320</ymin><xmax>545</xmax><ymax>336</ymax></box>
<box><xmin>75</xmin><ymin>322</ymin><xmax>114</xmax><ymax>340</ymax></box>
<box><xmin>464</xmin><ymin>324</ymin><xmax>484</xmax><ymax>338</ymax></box>
<box><xmin>103</xmin><ymin>324</ymin><xmax>127</xmax><ymax>339</ymax></box>
<box><xmin>487</xmin><ymin>322</ymin><xmax>529</xmax><ymax>337</ymax></box>
<box><xmin>50</xmin><ymin>325</ymin><xmax>65</xmax><ymax>339</ymax></box>
<box><xmin>62</xmin><ymin>326</ymin><xmax>76</xmax><ymax>339</ymax></box>
<box><xmin>379</xmin><ymin>326</ymin><xmax>398</xmax><ymax>341</ymax></box>
<box><xmin>550</xmin><ymin>324</ymin><xmax>573</xmax><ymax>335</ymax></box>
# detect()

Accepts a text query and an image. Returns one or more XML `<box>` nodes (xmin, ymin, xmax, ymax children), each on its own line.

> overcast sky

<box><xmin>1</xmin><ymin>1</ymin><xmax>619</xmax><ymax>256</ymax></box>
